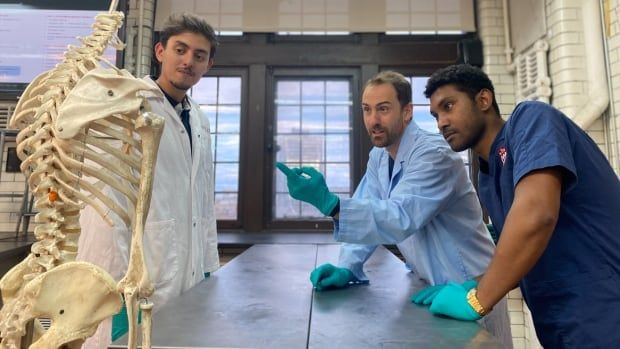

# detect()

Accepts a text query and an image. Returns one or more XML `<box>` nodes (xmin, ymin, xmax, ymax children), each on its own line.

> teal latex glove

<box><xmin>411</xmin><ymin>279</ymin><xmax>478</xmax><ymax>305</ymax></box>
<box><xmin>310</xmin><ymin>263</ymin><xmax>357</xmax><ymax>291</ymax></box>
<box><xmin>276</xmin><ymin>162</ymin><xmax>339</xmax><ymax>216</ymax></box>
<box><xmin>411</xmin><ymin>284</ymin><xmax>446</xmax><ymax>305</ymax></box>
<box><xmin>429</xmin><ymin>282</ymin><xmax>481</xmax><ymax>321</ymax></box>
<box><xmin>111</xmin><ymin>302</ymin><xmax>142</xmax><ymax>341</ymax></box>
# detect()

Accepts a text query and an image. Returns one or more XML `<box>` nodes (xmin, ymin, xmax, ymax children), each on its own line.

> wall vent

<box><xmin>514</xmin><ymin>40</ymin><xmax>551</xmax><ymax>103</ymax></box>
<box><xmin>0</xmin><ymin>102</ymin><xmax>16</xmax><ymax>129</ymax></box>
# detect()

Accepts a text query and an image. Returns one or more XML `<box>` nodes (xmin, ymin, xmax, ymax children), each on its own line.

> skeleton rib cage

<box><xmin>0</xmin><ymin>2</ymin><xmax>164</xmax><ymax>348</ymax></box>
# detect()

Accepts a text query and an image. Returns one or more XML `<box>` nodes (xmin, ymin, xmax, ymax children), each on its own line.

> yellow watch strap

<box><xmin>466</xmin><ymin>288</ymin><xmax>489</xmax><ymax>316</ymax></box>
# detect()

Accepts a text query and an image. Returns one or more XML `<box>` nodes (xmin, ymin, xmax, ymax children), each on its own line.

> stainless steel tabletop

<box><xmin>112</xmin><ymin>244</ymin><xmax>505</xmax><ymax>349</ymax></box>
<box><xmin>310</xmin><ymin>244</ymin><xmax>503</xmax><ymax>349</ymax></box>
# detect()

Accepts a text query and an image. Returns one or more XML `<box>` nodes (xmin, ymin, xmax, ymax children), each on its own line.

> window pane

<box><xmin>273</xmin><ymin>77</ymin><xmax>353</xmax><ymax>221</ymax></box>
<box><xmin>276</xmin><ymin>106</ymin><xmax>300</xmax><ymax>133</ymax></box>
<box><xmin>326</xmin><ymin>134</ymin><xmax>349</xmax><ymax>162</ymax></box>
<box><xmin>276</xmin><ymin>81</ymin><xmax>300</xmax><ymax>104</ymax></box>
<box><xmin>276</xmin><ymin>135</ymin><xmax>301</xmax><ymax>162</ymax></box>
<box><xmin>218</xmin><ymin>106</ymin><xmax>240</xmax><ymax>133</ymax></box>
<box><xmin>274</xmin><ymin>193</ymin><xmax>300</xmax><ymax>218</ymax></box>
<box><xmin>201</xmin><ymin>105</ymin><xmax>217</xmax><ymax>132</ymax></box>
<box><xmin>325</xmin><ymin>163</ymin><xmax>350</xmax><ymax>193</ymax></box>
<box><xmin>301</xmin><ymin>106</ymin><xmax>324</xmax><ymax>133</ymax></box>
<box><xmin>301</xmin><ymin>202</ymin><xmax>323</xmax><ymax>218</ymax></box>
<box><xmin>302</xmin><ymin>81</ymin><xmax>324</xmax><ymax>104</ymax></box>
<box><xmin>326</xmin><ymin>81</ymin><xmax>350</xmax><ymax>104</ymax></box>
<box><xmin>301</xmin><ymin>135</ymin><xmax>325</xmax><ymax>163</ymax></box>
<box><xmin>216</xmin><ymin>134</ymin><xmax>240</xmax><ymax>162</ymax></box>
<box><xmin>192</xmin><ymin>77</ymin><xmax>217</xmax><ymax>104</ymax></box>
<box><xmin>325</xmin><ymin>106</ymin><xmax>349</xmax><ymax>132</ymax></box>
<box><xmin>215</xmin><ymin>193</ymin><xmax>237</xmax><ymax>220</ymax></box>
<box><xmin>218</xmin><ymin>77</ymin><xmax>241</xmax><ymax>104</ymax></box>
<box><xmin>215</xmin><ymin>163</ymin><xmax>239</xmax><ymax>192</ymax></box>
<box><xmin>411</xmin><ymin>77</ymin><xmax>429</xmax><ymax>105</ymax></box>
<box><xmin>413</xmin><ymin>105</ymin><xmax>438</xmax><ymax>133</ymax></box>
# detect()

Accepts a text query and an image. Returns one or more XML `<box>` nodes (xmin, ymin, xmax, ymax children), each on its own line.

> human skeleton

<box><xmin>0</xmin><ymin>1</ymin><xmax>163</xmax><ymax>348</ymax></box>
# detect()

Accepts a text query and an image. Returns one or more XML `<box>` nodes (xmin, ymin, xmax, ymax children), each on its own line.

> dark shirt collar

<box><xmin>153</xmin><ymin>77</ymin><xmax>191</xmax><ymax>111</ymax></box>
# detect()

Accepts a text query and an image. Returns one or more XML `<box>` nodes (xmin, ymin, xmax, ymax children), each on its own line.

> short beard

<box><xmin>369</xmin><ymin>130</ymin><xmax>393</xmax><ymax>148</ymax></box>
<box><xmin>171</xmin><ymin>79</ymin><xmax>193</xmax><ymax>92</ymax></box>
<box><xmin>452</xmin><ymin>121</ymin><xmax>485</xmax><ymax>152</ymax></box>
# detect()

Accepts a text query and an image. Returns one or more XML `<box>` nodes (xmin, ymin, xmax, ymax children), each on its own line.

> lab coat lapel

<box><xmin>378</xmin><ymin>150</ymin><xmax>391</xmax><ymax>197</ymax></box>
<box><xmin>389</xmin><ymin>123</ymin><xmax>416</xmax><ymax>193</ymax></box>
<box><xmin>188</xmin><ymin>97</ymin><xmax>202</xmax><ymax>187</ymax></box>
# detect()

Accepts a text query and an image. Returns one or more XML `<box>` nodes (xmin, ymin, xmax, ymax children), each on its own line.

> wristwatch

<box><xmin>466</xmin><ymin>288</ymin><xmax>489</xmax><ymax>316</ymax></box>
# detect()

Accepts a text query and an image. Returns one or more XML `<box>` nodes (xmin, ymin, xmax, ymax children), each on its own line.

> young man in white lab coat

<box><xmin>277</xmin><ymin>71</ymin><xmax>512</xmax><ymax>347</ymax></box>
<box><xmin>77</xmin><ymin>13</ymin><xmax>219</xmax><ymax>348</ymax></box>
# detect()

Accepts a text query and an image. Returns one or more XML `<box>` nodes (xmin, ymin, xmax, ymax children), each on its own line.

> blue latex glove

<box><xmin>310</xmin><ymin>263</ymin><xmax>357</xmax><ymax>291</ymax></box>
<box><xmin>411</xmin><ymin>279</ymin><xmax>478</xmax><ymax>305</ymax></box>
<box><xmin>429</xmin><ymin>282</ymin><xmax>481</xmax><ymax>321</ymax></box>
<box><xmin>276</xmin><ymin>162</ymin><xmax>339</xmax><ymax>216</ymax></box>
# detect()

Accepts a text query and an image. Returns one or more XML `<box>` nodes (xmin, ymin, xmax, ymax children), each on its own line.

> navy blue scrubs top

<box><xmin>478</xmin><ymin>101</ymin><xmax>620</xmax><ymax>348</ymax></box>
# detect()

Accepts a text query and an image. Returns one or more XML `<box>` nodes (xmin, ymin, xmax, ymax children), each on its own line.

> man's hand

<box><xmin>428</xmin><ymin>282</ymin><xmax>481</xmax><ymax>321</ymax></box>
<box><xmin>310</xmin><ymin>263</ymin><xmax>357</xmax><ymax>291</ymax></box>
<box><xmin>411</xmin><ymin>279</ymin><xmax>478</xmax><ymax>305</ymax></box>
<box><xmin>276</xmin><ymin>162</ymin><xmax>339</xmax><ymax>216</ymax></box>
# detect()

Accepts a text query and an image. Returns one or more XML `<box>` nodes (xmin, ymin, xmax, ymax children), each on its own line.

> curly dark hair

<box><xmin>424</xmin><ymin>64</ymin><xmax>500</xmax><ymax>116</ymax></box>
<box><xmin>159</xmin><ymin>13</ymin><xmax>219</xmax><ymax>59</ymax></box>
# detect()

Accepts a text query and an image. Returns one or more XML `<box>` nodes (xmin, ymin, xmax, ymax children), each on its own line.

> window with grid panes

<box><xmin>273</xmin><ymin>79</ymin><xmax>353</xmax><ymax>219</ymax></box>
<box><xmin>191</xmin><ymin>76</ymin><xmax>242</xmax><ymax>220</ymax></box>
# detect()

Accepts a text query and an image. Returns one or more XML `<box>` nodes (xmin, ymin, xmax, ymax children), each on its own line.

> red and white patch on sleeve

<box><xmin>498</xmin><ymin>146</ymin><xmax>507</xmax><ymax>165</ymax></box>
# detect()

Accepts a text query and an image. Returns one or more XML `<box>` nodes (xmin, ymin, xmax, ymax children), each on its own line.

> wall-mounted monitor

<box><xmin>0</xmin><ymin>0</ymin><xmax>126</xmax><ymax>98</ymax></box>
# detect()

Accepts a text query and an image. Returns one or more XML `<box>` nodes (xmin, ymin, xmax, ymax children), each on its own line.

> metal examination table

<box><xmin>112</xmin><ymin>244</ymin><xmax>505</xmax><ymax>349</ymax></box>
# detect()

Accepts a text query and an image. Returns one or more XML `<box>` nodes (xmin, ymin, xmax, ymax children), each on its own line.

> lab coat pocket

<box><xmin>200</xmin><ymin>216</ymin><xmax>219</xmax><ymax>272</ymax></box>
<box><xmin>142</xmin><ymin>219</ymin><xmax>179</xmax><ymax>290</ymax></box>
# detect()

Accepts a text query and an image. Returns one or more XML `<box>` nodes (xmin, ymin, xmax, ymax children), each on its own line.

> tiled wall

<box><xmin>477</xmin><ymin>1</ymin><xmax>531</xmax><ymax>348</ymax></box>
<box><xmin>0</xmin><ymin>142</ymin><xmax>26</xmax><ymax>234</ymax></box>
<box><xmin>478</xmin><ymin>0</ymin><xmax>620</xmax><ymax>348</ymax></box>
<box><xmin>605</xmin><ymin>0</ymin><xmax>620</xmax><ymax>173</ymax></box>
<box><xmin>478</xmin><ymin>0</ymin><xmax>516</xmax><ymax>120</ymax></box>
<box><xmin>545</xmin><ymin>0</ymin><xmax>608</xmax><ymax>154</ymax></box>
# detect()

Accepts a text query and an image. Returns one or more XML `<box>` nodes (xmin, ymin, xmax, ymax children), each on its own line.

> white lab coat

<box><xmin>77</xmin><ymin>76</ymin><xmax>219</xmax><ymax>348</ymax></box>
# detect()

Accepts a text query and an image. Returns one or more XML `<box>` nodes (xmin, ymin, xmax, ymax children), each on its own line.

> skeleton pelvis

<box><xmin>16</xmin><ymin>262</ymin><xmax>122</xmax><ymax>348</ymax></box>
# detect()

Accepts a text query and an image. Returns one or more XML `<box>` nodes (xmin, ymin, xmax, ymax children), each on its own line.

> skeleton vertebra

<box><xmin>0</xmin><ymin>1</ymin><xmax>164</xmax><ymax>348</ymax></box>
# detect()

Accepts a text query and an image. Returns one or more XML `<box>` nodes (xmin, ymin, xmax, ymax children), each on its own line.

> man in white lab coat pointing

<box><xmin>78</xmin><ymin>13</ymin><xmax>219</xmax><ymax>348</ymax></box>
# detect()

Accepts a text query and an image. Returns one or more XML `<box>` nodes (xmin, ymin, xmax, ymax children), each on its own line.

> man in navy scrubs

<box><xmin>423</xmin><ymin>64</ymin><xmax>620</xmax><ymax>348</ymax></box>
